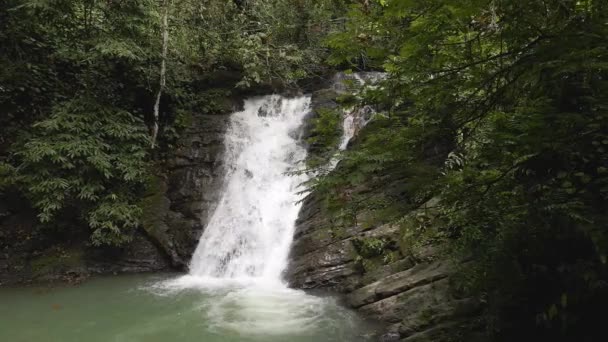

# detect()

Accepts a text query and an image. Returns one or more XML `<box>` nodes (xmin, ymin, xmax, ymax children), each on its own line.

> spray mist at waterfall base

<box><xmin>150</xmin><ymin>275</ymin><xmax>372</xmax><ymax>340</ymax></box>
<box><xmin>0</xmin><ymin>274</ymin><xmax>376</xmax><ymax>342</ymax></box>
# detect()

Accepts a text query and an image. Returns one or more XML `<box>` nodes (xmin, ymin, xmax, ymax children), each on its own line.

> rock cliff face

<box><xmin>139</xmin><ymin>108</ymin><xmax>234</xmax><ymax>269</ymax></box>
<box><xmin>286</xmin><ymin>79</ymin><xmax>480</xmax><ymax>341</ymax></box>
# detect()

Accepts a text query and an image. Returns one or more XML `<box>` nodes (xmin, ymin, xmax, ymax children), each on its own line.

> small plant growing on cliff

<box><xmin>352</xmin><ymin>236</ymin><xmax>399</xmax><ymax>272</ymax></box>
<box><xmin>398</xmin><ymin>203</ymin><xmax>446</xmax><ymax>259</ymax></box>
<box><xmin>353</xmin><ymin>237</ymin><xmax>388</xmax><ymax>258</ymax></box>
<box><xmin>306</xmin><ymin>108</ymin><xmax>342</xmax><ymax>169</ymax></box>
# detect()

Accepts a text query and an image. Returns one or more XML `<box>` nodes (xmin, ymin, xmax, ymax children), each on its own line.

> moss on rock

<box><xmin>30</xmin><ymin>247</ymin><xmax>86</xmax><ymax>279</ymax></box>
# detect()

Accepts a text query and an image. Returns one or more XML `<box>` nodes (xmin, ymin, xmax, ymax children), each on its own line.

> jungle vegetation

<box><xmin>1</xmin><ymin>0</ymin><xmax>607</xmax><ymax>340</ymax></box>
<box><xmin>313</xmin><ymin>0</ymin><xmax>608</xmax><ymax>340</ymax></box>
<box><xmin>0</xmin><ymin>0</ymin><xmax>341</xmax><ymax>245</ymax></box>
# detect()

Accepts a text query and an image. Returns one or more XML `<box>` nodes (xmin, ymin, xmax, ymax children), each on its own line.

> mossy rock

<box><xmin>30</xmin><ymin>247</ymin><xmax>86</xmax><ymax>279</ymax></box>
<box><xmin>398</xmin><ymin>197</ymin><xmax>445</xmax><ymax>258</ymax></box>
<box><xmin>311</xmin><ymin>89</ymin><xmax>340</xmax><ymax>109</ymax></box>
<box><xmin>188</xmin><ymin>88</ymin><xmax>235</xmax><ymax>115</ymax></box>
<box><xmin>139</xmin><ymin>174</ymin><xmax>171</xmax><ymax>237</ymax></box>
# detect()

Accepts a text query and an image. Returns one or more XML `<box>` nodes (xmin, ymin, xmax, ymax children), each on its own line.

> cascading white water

<box><xmin>155</xmin><ymin>93</ymin><xmax>375</xmax><ymax>339</ymax></box>
<box><xmin>188</xmin><ymin>95</ymin><xmax>310</xmax><ymax>283</ymax></box>
<box><xmin>329</xmin><ymin>73</ymin><xmax>383</xmax><ymax>170</ymax></box>
<box><xmin>184</xmin><ymin>74</ymin><xmax>384</xmax><ymax>283</ymax></box>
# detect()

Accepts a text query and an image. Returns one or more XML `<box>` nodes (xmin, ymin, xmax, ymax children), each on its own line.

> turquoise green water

<box><xmin>0</xmin><ymin>274</ymin><xmax>376</xmax><ymax>342</ymax></box>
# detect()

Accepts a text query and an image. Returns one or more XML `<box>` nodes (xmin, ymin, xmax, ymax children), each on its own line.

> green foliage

<box><xmin>0</xmin><ymin>0</ymin><xmax>345</xmax><ymax>246</ymax></box>
<box><xmin>0</xmin><ymin>161</ymin><xmax>14</xmax><ymax>190</ymax></box>
<box><xmin>166</xmin><ymin>0</ymin><xmax>341</xmax><ymax>89</ymax></box>
<box><xmin>398</xmin><ymin>199</ymin><xmax>444</xmax><ymax>258</ymax></box>
<box><xmin>306</xmin><ymin>107</ymin><xmax>343</xmax><ymax>168</ymax></box>
<box><xmin>0</xmin><ymin>0</ymin><xmax>164</xmax><ymax>246</ymax></box>
<box><xmin>8</xmin><ymin>98</ymin><xmax>149</xmax><ymax>245</ymax></box>
<box><xmin>316</xmin><ymin>0</ymin><xmax>608</xmax><ymax>340</ymax></box>
<box><xmin>233</xmin><ymin>0</ymin><xmax>346</xmax><ymax>87</ymax></box>
<box><xmin>352</xmin><ymin>236</ymin><xmax>397</xmax><ymax>272</ymax></box>
<box><xmin>353</xmin><ymin>236</ymin><xmax>389</xmax><ymax>258</ymax></box>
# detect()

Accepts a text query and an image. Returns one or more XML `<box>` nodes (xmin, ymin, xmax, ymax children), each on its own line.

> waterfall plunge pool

<box><xmin>0</xmin><ymin>274</ymin><xmax>378</xmax><ymax>342</ymax></box>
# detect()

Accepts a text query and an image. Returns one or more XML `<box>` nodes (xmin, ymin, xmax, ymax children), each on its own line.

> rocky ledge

<box><xmin>287</xmin><ymin>195</ymin><xmax>480</xmax><ymax>341</ymax></box>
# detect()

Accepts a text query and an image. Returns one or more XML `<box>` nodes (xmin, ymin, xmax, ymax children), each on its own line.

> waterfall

<box><xmin>329</xmin><ymin>72</ymin><xmax>385</xmax><ymax>169</ymax></box>
<box><xmin>185</xmin><ymin>73</ymin><xmax>384</xmax><ymax>283</ymax></box>
<box><xmin>188</xmin><ymin>95</ymin><xmax>310</xmax><ymax>283</ymax></box>
<box><xmin>153</xmin><ymin>92</ymin><xmax>375</xmax><ymax>339</ymax></box>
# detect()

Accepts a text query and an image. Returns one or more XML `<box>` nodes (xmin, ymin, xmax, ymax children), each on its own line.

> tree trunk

<box><xmin>151</xmin><ymin>0</ymin><xmax>170</xmax><ymax>149</ymax></box>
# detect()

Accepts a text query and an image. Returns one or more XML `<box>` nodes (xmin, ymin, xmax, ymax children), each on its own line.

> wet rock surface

<box><xmin>287</xmin><ymin>74</ymin><xmax>479</xmax><ymax>341</ymax></box>
<box><xmin>139</xmin><ymin>111</ymin><xmax>233</xmax><ymax>269</ymax></box>
<box><xmin>288</xmin><ymin>195</ymin><xmax>480</xmax><ymax>341</ymax></box>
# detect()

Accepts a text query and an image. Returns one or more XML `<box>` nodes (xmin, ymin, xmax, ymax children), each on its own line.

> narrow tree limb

<box><xmin>151</xmin><ymin>0</ymin><xmax>170</xmax><ymax>149</ymax></box>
